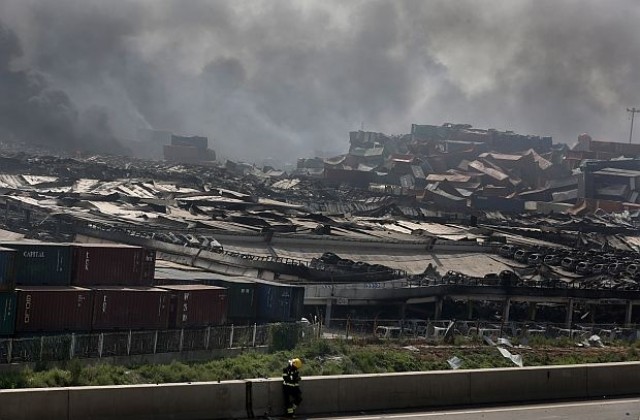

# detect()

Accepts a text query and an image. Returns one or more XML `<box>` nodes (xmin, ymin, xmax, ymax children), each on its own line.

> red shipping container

<box><xmin>92</xmin><ymin>287</ymin><xmax>169</xmax><ymax>330</ymax></box>
<box><xmin>139</xmin><ymin>248</ymin><xmax>156</xmax><ymax>286</ymax></box>
<box><xmin>158</xmin><ymin>285</ymin><xmax>228</xmax><ymax>328</ymax></box>
<box><xmin>71</xmin><ymin>244</ymin><xmax>155</xmax><ymax>286</ymax></box>
<box><xmin>15</xmin><ymin>286</ymin><xmax>93</xmax><ymax>333</ymax></box>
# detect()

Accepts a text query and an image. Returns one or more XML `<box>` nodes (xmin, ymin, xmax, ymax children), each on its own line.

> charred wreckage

<box><xmin>0</xmin><ymin>122</ymin><xmax>638</xmax><ymax>332</ymax></box>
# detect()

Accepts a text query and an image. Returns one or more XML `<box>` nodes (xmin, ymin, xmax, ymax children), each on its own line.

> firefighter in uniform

<box><xmin>282</xmin><ymin>358</ymin><xmax>303</xmax><ymax>417</ymax></box>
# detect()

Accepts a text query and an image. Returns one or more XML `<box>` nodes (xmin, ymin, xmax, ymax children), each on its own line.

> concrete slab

<box><xmin>0</xmin><ymin>387</ymin><xmax>69</xmax><ymax>420</ymax></box>
<box><xmin>68</xmin><ymin>381</ymin><xmax>247</xmax><ymax>420</ymax></box>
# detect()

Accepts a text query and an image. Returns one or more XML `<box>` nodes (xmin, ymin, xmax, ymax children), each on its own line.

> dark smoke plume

<box><xmin>1</xmin><ymin>1</ymin><xmax>639</xmax><ymax>160</ymax></box>
<box><xmin>0</xmin><ymin>22</ymin><xmax>126</xmax><ymax>154</ymax></box>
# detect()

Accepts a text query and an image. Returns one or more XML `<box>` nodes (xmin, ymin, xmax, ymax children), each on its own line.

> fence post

<box><xmin>70</xmin><ymin>334</ymin><xmax>76</xmax><ymax>360</ymax></box>
<box><xmin>98</xmin><ymin>333</ymin><xmax>104</xmax><ymax>358</ymax></box>
<box><xmin>205</xmin><ymin>327</ymin><xmax>211</xmax><ymax>350</ymax></box>
<box><xmin>229</xmin><ymin>324</ymin><xmax>235</xmax><ymax>348</ymax></box>
<box><xmin>7</xmin><ymin>338</ymin><xmax>12</xmax><ymax>363</ymax></box>
<box><xmin>153</xmin><ymin>331</ymin><xmax>158</xmax><ymax>354</ymax></box>
<box><xmin>39</xmin><ymin>336</ymin><xmax>44</xmax><ymax>361</ymax></box>
<box><xmin>127</xmin><ymin>330</ymin><xmax>132</xmax><ymax>356</ymax></box>
<box><xmin>179</xmin><ymin>329</ymin><xmax>184</xmax><ymax>352</ymax></box>
<box><xmin>252</xmin><ymin>323</ymin><xmax>257</xmax><ymax>347</ymax></box>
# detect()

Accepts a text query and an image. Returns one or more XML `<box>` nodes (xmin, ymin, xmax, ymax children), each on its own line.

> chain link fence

<box><xmin>0</xmin><ymin>323</ymin><xmax>320</xmax><ymax>364</ymax></box>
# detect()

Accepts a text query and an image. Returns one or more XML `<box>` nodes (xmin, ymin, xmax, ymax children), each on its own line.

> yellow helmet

<box><xmin>290</xmin><ymin>358</ymin><xmax>302</xmax><ymax>369</ymax></box>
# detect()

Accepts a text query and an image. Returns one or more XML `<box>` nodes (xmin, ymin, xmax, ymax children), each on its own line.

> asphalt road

<box><xmin>308</xmin><ymin>398</ymin><xmax>640</xmax><ymax>420</ymax></box>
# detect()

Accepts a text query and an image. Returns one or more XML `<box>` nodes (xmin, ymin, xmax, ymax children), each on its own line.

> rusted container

<box><xmin>139</xmin><ymin>248</ymin><xmax>157</xmax><ymax>286</ymax></box>
<box><xmin>158</xmin><ymin>285</ymin><xmax>228</xmax><ymax>328</ymax></box>
<box><xmin>15</xmin><ymin>286</ymin><xmax>93</xmax><ymax>333</ymax></box>
<box><xmin>153</xmin><ymin>265</ymin><xmax>256</xmax><ymax>322</ymax></box>
<box><xmin>91</xmin><ymin>287</ymin><xmax>170</xmax><ymax>331</ymax></box>
<box><xmin>71</xmin><ymin>244</ymin><xmax>154</xmax><ymax>286</ymax></box>
<box><xmin>0</xmin><ymin>247</ymin><xmax>16</xmax><ymax>291</ymax></box>
<box><xmin>4</xmin><ymin>242</ymin><xmax>72</xmax><ymax>286</ymax></box>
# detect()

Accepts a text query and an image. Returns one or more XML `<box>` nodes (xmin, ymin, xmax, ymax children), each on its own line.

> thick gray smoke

<box><xmin>1</xmin><ymin>0</ymin><xmax>639</xmax><ymax>160</ymax></box>
<box><xmin>0</xmin><ymin>23</ymin><xmax>127</xmax><ymax>154</ymax></box>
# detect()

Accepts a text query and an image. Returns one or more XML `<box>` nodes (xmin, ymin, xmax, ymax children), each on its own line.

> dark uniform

<box><xmin>282</xmin><ymin>359</ymin><xmax>302</xmax><ymax>417</ymax></box>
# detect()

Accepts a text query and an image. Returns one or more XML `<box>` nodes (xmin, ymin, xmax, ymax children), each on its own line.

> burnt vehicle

<box><xmin>561</xmin><ymin>257</ymin><xmax>578</xmax><ymax>271</ymax></box>
<box><xmin>499</xmin><ymin>244</ymin><xmax>518</xmax><ymax>258</ymax></box>
<box><xmin>527</xmin><ymin>253</ymin><xmax>544</xmax><ymax>266</ymax></box>
<box><xmin>543</xmin><ymin>254</ymin><xmax>562</xmax><ymax>266</ymax></box>
<box><xmin>575</xmin><ymin>261</ymin><xmax>593</xmax><ymax>275</ymax></box>
<box><xmin>514</xmin><ymin>249</ymin><xmax>534</xmax><ymax>263</ymax></box>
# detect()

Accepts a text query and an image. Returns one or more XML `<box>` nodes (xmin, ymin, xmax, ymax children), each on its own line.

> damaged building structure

<box><xmin>0</xmin><ymin>121</ymin><xmax>637</xmax><ymax>335</ymax></box>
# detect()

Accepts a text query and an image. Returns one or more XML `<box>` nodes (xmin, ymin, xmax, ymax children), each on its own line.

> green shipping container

<box><xmin>3</xmin><ymin>242</ymin><xmax>72</xmax><ymax>286</ymax></box>
<box><xmin>208</xmin><ymin>277</ymin><xmax>256</xmax><ymax>321</ymax></box>
<box><xmin>0</xmin><ymin>292</ymin><xmax>16</xmax><ymax>335</ymax></box>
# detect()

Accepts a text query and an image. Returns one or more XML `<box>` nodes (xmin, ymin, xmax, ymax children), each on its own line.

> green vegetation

<box><xmin>1</xmin><ymin>337</ymin><xmax>640</xmax><ymax>389</ymax></box>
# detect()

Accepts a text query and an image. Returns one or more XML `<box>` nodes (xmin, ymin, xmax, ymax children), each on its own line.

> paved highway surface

<box><xmin>308</xmin><ymin>398</ymin><xmax>640</xmax><ymax>420</ymax></box>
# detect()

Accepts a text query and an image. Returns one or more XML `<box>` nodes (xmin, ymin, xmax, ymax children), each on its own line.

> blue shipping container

<box><xmin>3</xmin><ymin>242</ymin><xmax>72</xmax><ymax>286</ymax></box>
<box><xmin>253</xmin><ymin>279</ymin><xmax>293</xmax><ymax>322</ymax></box>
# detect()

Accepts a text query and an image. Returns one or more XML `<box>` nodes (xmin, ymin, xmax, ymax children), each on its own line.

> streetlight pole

<box><xmin>627</xmin><ymin>107</ymin><xmax>640</xmax><ymax>144</ymax></box>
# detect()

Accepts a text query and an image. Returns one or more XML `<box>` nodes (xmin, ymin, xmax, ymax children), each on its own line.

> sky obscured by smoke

<box><xmin>0</xmin><ymin>0</ymin><xmax>638</xmax><ymax>161</ymax></box>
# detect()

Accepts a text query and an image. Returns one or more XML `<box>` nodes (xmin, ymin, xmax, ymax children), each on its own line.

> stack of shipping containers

<box><xmin>0</xmin><ymin>241</ymin><xmax>172</xmax><ymax>335</ymax></box>
<box><xmin>0</xmin><ymin>242</ymin><xmax>304</xmax><ymax>337</ymax></box>
<box><xmin>154</xmin><ymin>264</ymin><xmax>303</xmax><ymax>325</ymax></box>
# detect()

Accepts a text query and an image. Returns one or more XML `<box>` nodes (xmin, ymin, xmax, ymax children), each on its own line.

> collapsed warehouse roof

<box><xmin>0</xmin><ymin>121</ymin><xmax>636</xmax><ymax>290</ymax></box>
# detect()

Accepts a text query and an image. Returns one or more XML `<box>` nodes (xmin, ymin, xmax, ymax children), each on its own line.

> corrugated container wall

<box><xmin>158</xmin><ymin>285</ymin><xmax>228</xmax><ymax>328</ymax></box>
<box><xmin>71</xmin><ymin>244</ymin><xmax>155</xmax><ymax>286</ymax></box>
<box><xmin>208</xmin><ymin>279</ymin><xmax>256</xmax><ymax>321</ymax></box>
<box><xmin>15</xmin><ymin>287</ymin><xmax>93</xmax><ymax>333</ymax></box>
<box><xmin>139</xmin><ymin>249</ymin><xmax>157</xmax><ymax>285</ymax></box>
<box><xmin>5</xmin><ymin>243</ymin><xmax>72</xmax><ymax>286</ymax></box>
<box><xmin>290</xmin><ymin>286</ymin><xmax>305</xmax><ymax>322</ymax></box>
<box><xmin>254</xmin><ymin>280</ymin><xmax>293</xmax><ymax>322</ymax></box>
<box><xmin>92</xmin><ymin>287</ymin><xmax>169</xmax><ymax>330</ymax></box>
<box><xmin>0</xmin><ymin>247</ymin><xmax>16</xmax><ymax>291</ymax></box>
<box><xmin>0</xmin><ymin>292</ymin><xmax>16</xmax><ymax>335</ymax></box>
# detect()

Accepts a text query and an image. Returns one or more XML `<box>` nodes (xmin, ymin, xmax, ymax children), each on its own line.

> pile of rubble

<box><xmin>316</xmin><ymin>124</ymin><xmax>640</xmax><ymax>215</ymax></box>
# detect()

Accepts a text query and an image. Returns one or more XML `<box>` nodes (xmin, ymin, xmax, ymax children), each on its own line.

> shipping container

<box><xmin>139</xmin><ymin>248</ymin><xmax>157</xmax><ymax>285</ymax></box>
<box><xmin>3</xmin><ymin>242</ymin><xmax>72</xmax><ymax>286</ymax></box>
<box><xmin>92</xmin><ymin>287</ymin><xmax>170</xmax><ymax>331</ymax></box>
<box><xmin>71</xmin><ymin>244</ymin><xmax>154</xmax><ymax>286</ymax></box>
<box><xmin>252</xmin><ymin>279</ymin><xmax>295</xmax><ymax>322</ymax></box>
<box><xmin>290</xmin><ymin>285</ymin><xmax>305</xmax><ymax>322</ymax></box>
<box><xmin>15</xmin><ymin>287</ymin><xmax>93</xmax><ymax>333</ymax></box>
<box><xmin>207</xmin><ymin>277</ymin><xmax>256</xmax><ymax>322</ymax></box>
<box><xmin>0</xmin><ymin>247</ymin><xmax>16</xmax><ymax>291</ymax></box>
<box><xmin>158</xmin><ymin>285</ymin><xmax>228</xmax><ymax>328</ymax></box>
<box><xmin>154</xmin><ymin>264</ymin><xmax>256</xmax><ymax>322</ymax></box>
<box><xmin>471</xmin><ymin>196</ymin><xmax>525</xmax><ymax>213</ymax></box>
<box><xmin>0</xmin><ymin>292</ymin><xmax>16</xmax><ymax>335</ymax></box>
<box><xmin>171</xmin><ymin>134</ymin><xmax>208</xmax><ymax>150</ymax></box>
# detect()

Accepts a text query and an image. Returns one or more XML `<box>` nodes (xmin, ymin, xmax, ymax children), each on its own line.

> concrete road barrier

<box><xmin>0</xmin><ymin>387</ymin><xmax>68</xmax><ymax>420</ymax></box>
<box><xmin>2</xmin><ymin>363</ymin><xmax>640</xmax><ymax>419</ymax></box>
<box><xmin>468</xmin><ymin>365</ymin><xmax>588</xmax><ymax>404</ymax></box>
<box><xmin>67</xmin><ymin>381</ymin><xmax>248</xmax><ymax>420</ymax></box>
